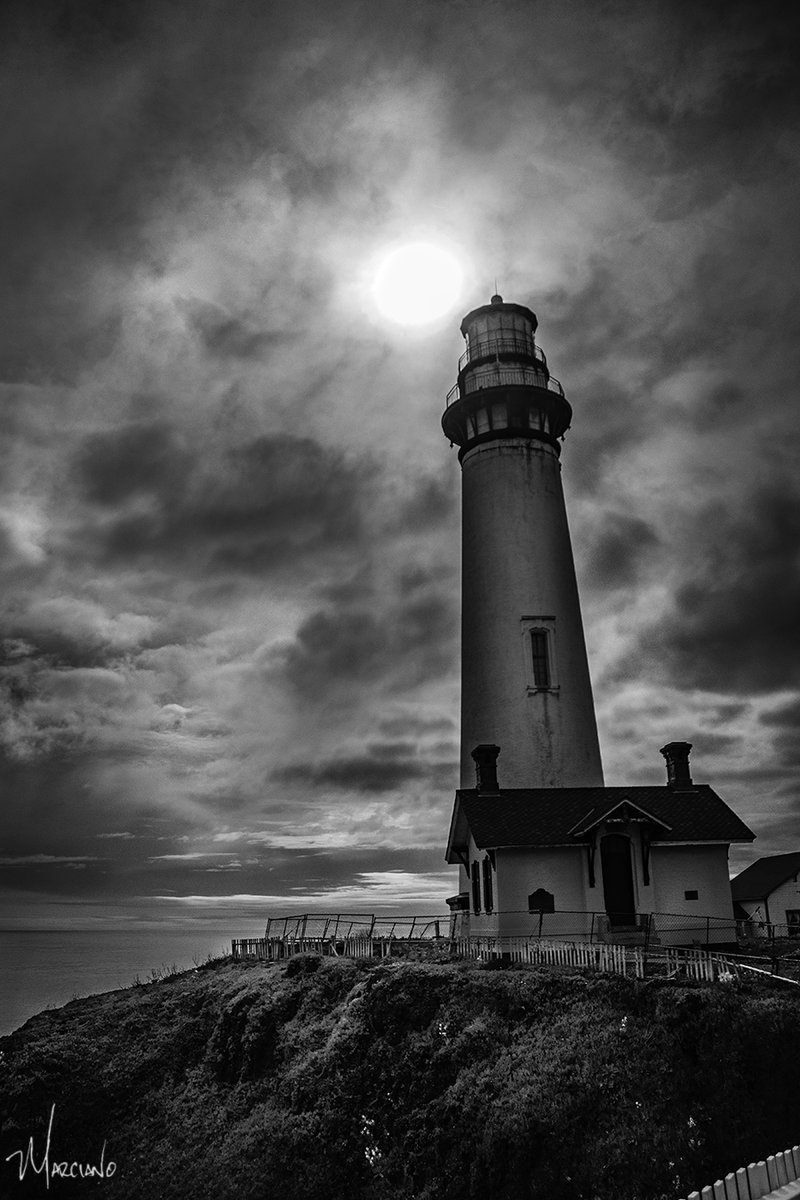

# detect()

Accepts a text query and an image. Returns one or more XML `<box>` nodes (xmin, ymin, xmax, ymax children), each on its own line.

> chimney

<box><xmin>660</xmin><ymin>741</ymin><xmax>694</xmax><ymax>790</ymax></box>
<box><xmin>472</xmin><ymin>744</ymin><xmax>500</xmax><ymax>792</ymax></box>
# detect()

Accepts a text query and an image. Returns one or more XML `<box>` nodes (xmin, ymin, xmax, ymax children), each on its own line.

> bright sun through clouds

<box><xmin>372</xmin><ymin>242</ymin><xmax>465</xmax><ymax>326</ymax></box>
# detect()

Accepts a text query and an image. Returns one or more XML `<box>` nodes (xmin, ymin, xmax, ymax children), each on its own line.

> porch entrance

<box><xmin>600</xmin><ymin>834</ymin><xmax>636</xmax><ymax>927</ymax></box>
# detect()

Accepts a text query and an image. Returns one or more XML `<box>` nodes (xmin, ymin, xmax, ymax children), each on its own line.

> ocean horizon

<box><xmin>0</xmin><ymin>926</ymin><xmax>263</xmax><ymax>1036</ymax></box>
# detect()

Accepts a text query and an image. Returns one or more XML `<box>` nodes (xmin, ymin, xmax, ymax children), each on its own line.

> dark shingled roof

<box><xmin>446</xmin><ymin>785</ymin><xmax>754</xmax><ymax>862</ymax></box>
<box><xmin>731</xmin><ymin>852</ymin><xmax>800</xmax><ymax>901</ymax></box>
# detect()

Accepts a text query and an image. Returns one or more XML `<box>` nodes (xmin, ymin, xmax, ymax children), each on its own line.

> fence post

<box><xmin>775</xmin><ymin>1152</ymin><xmax>790</xmax><ymax>1187</ymax></box>
<box><xmin>748</xmin><ymin>1160</ymin><xmax>769</xmax><ymax>1197</ymax></box>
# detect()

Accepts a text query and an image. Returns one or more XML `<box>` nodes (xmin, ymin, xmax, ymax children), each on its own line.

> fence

<box><xmin>679</xmin><ymin>1144</ymin><xmax>800</xmax><ymax>1200</ymax></box>
<box><xmin>231</xmin><ymin>934</ymin><xmax>794</xmax><ymax>991</ymax></box>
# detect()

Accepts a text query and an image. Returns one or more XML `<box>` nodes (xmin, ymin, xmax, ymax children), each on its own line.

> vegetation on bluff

<box><xmin>1</xmin><ymin>955</ymin><xmax>800</xmax><ymax>1199</ymax></box>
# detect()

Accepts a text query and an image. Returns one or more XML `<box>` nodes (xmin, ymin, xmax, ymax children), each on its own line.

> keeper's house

<box><xmin>445</xmin><ymin>742</ymin><xmax>754</xmax><ymax>947</ymax></box>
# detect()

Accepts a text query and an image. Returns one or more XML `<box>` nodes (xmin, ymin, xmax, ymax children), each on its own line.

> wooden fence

<box><xmin>679</xmin><ymin>1144</ymin><xmax>800</xmax><ymax>1199</ymax></box>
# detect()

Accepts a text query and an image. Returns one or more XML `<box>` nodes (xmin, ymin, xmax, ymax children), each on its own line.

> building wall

<box><xmin>649</xmin><ymin>843</ymin><xmax>736</xmax><ymax>944</ymax></box>
<box><xmin>766</xmin><ymin>876</ymin><xmax>800</xmax><ymax>924</ymax></box>
<box><xmin>460</xmin><ymin>438</ymin><xmax>603</xmax><ymax>790</ymax></box>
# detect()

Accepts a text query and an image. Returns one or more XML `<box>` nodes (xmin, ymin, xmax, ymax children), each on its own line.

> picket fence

<box><xmin>679</xmin><ymin>1144</ymin><xmax>800</xmax><ymax>1200</ymax></box>
<box><xmin>231</xmin><ymin>935</ymin><xmax>773</xmax><ymax>988</ymax></box>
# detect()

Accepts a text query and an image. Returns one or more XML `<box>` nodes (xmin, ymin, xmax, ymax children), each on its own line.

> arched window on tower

<box><xmin>521</xmin><ymin>617</ymin><xmax>557</xmax><ymax>693</ymax></box>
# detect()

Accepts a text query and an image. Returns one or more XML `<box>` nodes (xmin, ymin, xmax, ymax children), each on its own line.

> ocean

<box><xmin>0</xmin><ymin>927</ymin><xmax>252</xmax><ymax>1036</ymax></box>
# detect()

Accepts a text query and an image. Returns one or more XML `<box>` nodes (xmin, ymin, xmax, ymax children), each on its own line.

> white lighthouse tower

<box><xmin>442</xmin><ymin>295</ymin><xmax>604</xmax><ymax>790</ymax></box>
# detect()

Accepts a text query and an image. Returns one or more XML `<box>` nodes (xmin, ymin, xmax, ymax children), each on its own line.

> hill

<box><xmin>2</xmin><ymin>953</ymin><xmax>800</xmax><ymax>1199</ymax></box>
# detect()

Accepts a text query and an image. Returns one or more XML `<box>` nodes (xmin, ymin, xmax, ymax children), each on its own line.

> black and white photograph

<box><xmin>2</xmin><ymin>1</ymin><xmax>800</xmax><ymax>1196</ymax></box>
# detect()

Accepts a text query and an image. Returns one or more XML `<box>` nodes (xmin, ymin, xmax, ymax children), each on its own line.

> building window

<box><xmin>684</xmin><ymin>890</ymin><xmax>698</xmax><ymax>901</ymax></box>
<box><xmin>530</xmin><ymin>630</ymin><xmax>550</xmax><ymax>688</ymax></box>
<box><xmin>482</xmin><ymin>857</ymin><xmax>494</xmax><ymax>913</ymax></box>
<box><xmin>787</xmin><ymin>910</ymin><xmax>800</xmax><ymax>937</ymax></box>
<box><xmin>471</xmin><ymin>861</ymin><xmax>481</xmax><ymax>914</ymax></box>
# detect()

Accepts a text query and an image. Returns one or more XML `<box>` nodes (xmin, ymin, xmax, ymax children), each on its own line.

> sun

<box><xmin>372</xmin><ymin>242</ymin><xmax>464</xmax><ymax>326</ymax></box>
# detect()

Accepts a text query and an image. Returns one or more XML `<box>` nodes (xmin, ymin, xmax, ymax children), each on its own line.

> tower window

<box><xmin>521</xmin><ymin>616</ymin><xmax>557</xmax><ymax>692</ymax></box>
<box><xmin>530</xmin><ymin>630</ymin><xmax>550</xmax><ymax>688</ymax></box>
<box><xmin>471</xmin><ymin>861</ymin><xmax>481</xmax><ymax>914</ymax></box>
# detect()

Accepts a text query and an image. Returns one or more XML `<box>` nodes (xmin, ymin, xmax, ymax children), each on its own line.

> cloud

<box><xmin>280</xmin><ymin>588</ymin><xmax>456</xmax><ymax>699</ymax></box>
<box><xmin>273</xmin><ymin>751</ymin><xmax>445</xmax><ymax>795</ymax></box>
<box><xmin>584</xmin><ymin>512</ymin><xmax>660</xmax><ymax>590</ymax></box>
<box><xmin>76</xmin><ymin>431</ymin><xmax>373</xmax><ymax>576</ymax></box>
<box><xmin>0</xmin><ymin>855</ymin><xmax>101</xmax><ymax>866</ymax></box>
<box><xmin>633</xmin><ymin>485</ymin><xmax>800</xmax><ymax>693</ymax></box>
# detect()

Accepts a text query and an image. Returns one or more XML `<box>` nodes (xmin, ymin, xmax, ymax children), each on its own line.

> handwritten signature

<box><xmin>4</xmin><ymin>1104</ymin><xmax>116</xmax><ymax>1187</ymax></box>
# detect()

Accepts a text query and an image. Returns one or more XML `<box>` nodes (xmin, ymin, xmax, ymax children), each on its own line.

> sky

<box><xmin>1</xmin><ymin>0</ymin><xmax>799</xmax><ymax>932</ymax></box>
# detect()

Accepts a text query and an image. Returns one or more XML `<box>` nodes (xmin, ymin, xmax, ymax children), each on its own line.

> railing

<box><xmin>251</xmin><ymin>909</ymin><xmax>745</xmax><ymax>948</ymax></box>
<box><xmin>445</xmin><ymin>367</ymin><xmax>565</xmax><ymax>407</ymax></box>
<box><xmin>736</xmin><ymin>919</ymin><xmax>800</xmax><ymax>943</ymax></box>
<box><xmin>454</xmin><ymin>908</ymin><xmax>740</xmax><ymax>948</ymax></box>
<box><xmin>458</xmin><ymin>335</ymin><xmax>548</xmax><ymax>374</ymax></box>
<box><xmin>678</xmin><ymin>1144</ymin><xmax>800</xmax><ymax>1200</ymax></box>
<box><xmin>264</xmin><ymin>913</ymin><xmax>446</xmax><ymax>940</ymax></box>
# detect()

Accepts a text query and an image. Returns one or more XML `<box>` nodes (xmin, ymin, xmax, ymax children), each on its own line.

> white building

<box><xmin>441</xmin><ymin>296</ymin><xmax>754</xmax><ymax>947</ymax></box>
<box><xmin>731</xmin><ymin>853</ymin><xmax>800</xmax><ymax>936</ymax></box>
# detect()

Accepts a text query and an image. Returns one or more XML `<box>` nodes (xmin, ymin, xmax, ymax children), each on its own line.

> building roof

<box><xmin>445</xmin><ymin>785</ymin><xmax>755</xmax><ymax>863</ymax></box>
<box><xmin>730</xmin><ymin>852</ymin><xmax>800</xmax><ymax>901</ymax></box>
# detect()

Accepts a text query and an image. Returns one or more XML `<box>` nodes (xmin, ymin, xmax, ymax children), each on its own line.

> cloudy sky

<box><xmin>1</xmin><ymin>0</ymin><xmax>799</xmax><ymax>933</ymax></box>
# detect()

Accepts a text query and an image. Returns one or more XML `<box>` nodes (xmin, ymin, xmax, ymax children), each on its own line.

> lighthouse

<box><xmin>442</xmin><ymin>295</ymin><xmax>604</xmax><ymax>790</ymax></box>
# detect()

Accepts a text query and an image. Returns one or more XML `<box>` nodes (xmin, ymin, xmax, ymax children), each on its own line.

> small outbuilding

<box><xmin>731</xmin><ymin>852</ymin><xmax>800</xmax><ymax>937</ymax></box>
<box><xmin>445</xmin><ymin>741</ymin><xmax>754</xmax><ymax>947</ymax></box>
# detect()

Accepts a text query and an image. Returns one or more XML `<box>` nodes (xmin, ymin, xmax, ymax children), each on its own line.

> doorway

<box><xmin>600</xmin><ymin>834</ymin><xmax>636</xmax><ymax>926</ymax></box>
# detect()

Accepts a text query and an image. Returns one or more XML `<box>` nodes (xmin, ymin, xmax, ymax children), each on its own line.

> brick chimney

<box><xmin>660</xmin><ymin>741</ymin><xmax>694</xmax><ymax>790</ymax></box>
<box><xmin>471</xmin><ymin>744</ymin><xmax>500</xmax><ymax>792</ymax></box>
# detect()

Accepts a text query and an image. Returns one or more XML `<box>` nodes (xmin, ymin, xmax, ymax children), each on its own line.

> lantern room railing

<box><xmin>458</xmin><ymin>335</ymin><xmax>548</xmax><ymax>374</ymax></box>
<box><xmin>446</xmin><ymin>367</ymin><xmax>565</xmax><ymax>408</ymax></box>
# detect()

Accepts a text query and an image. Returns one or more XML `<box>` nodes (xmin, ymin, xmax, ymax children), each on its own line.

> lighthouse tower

<box><xmin>442</xmin><ymin>295</ymin><xmax>603</xmax><ymax>790</ymax></box>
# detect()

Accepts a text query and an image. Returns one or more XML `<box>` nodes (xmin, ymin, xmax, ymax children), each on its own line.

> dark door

<box><xmin>600</xmin><ymin>835</ymin><xmax>636</xmax><ymax>926</ymax></box>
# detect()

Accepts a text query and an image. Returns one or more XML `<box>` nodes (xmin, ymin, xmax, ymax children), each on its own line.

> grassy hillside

<box><xmin>2</xmin><ymin>954</ymin><xmax>800</xmax><ymax>1199</ymax></box>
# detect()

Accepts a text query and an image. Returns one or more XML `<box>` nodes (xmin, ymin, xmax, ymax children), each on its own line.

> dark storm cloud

<box><xmin>584</xmin><ymin>512</ymin><xmax>659</xmax><ymax>590</ymax></box>
<box><xmin>274</xmin><ymin>736</ymin><xmax>456</xmax><ymax>794</ymax></box>
<box><xmin>178</xmin><ymin>298</ymin><xmax>291</xmax><ymax>360</ymax></box>
<box><xmin>275</xmin><ymin>757</ymin><xmax>427</xmax><ymax>794</ymax></box>
<box><xmin>75</xmin><ymin>429</ymin><xmax>371</xmax><ymax>574</ymax></box>
<box><xmin>393</xmin><ymin>476</ymin><xmax>456</xmax><ymax>530</ymax></box>
<box><xmin>635</xmin><ymin>484</ymin><xmax>800</xmax><ymax>693</ymax></box>
<box><xmin>75</xmin><ymin>420</ymin><xmax>190</xmax><ymax>505</ymax></box>
<box><xmin>282</xmin><ymin>590</ymin><xmax>456</xmax><ymax>696</ymax></box>
<box><xmin>378</xmin><ymin>714</ymin><xmax>456</xmax><ymax>738</ymax></box>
